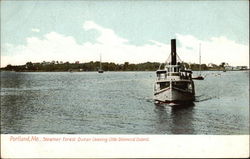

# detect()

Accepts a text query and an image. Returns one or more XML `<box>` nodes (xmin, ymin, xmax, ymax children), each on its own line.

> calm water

<box><xmin>1</xmin><ymin>71</ymin><xmax>249</xmax><ymax>134</ymax></box>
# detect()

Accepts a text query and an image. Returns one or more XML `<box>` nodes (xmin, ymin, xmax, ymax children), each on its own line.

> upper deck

<box><xmin>156</xmin><ymin>64</ymin><xmax>193</xmax><ymax>81</ymax></box>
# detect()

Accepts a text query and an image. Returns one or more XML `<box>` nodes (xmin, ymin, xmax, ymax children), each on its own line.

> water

<box><xmin>1</xmin><ymin>71</ymin><xmax>249</xmax><ymax>134</ymax></box>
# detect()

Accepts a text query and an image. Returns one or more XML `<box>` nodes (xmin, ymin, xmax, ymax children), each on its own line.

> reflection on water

<box><xmin>154</xmin><ymin>103</ymin><xmax>195</xmax><ymax>134</ymax></box>
<box><xmin>170</xmin><ymin>103</ymin><xmax>195</xmax><ymax>134</ymax></box>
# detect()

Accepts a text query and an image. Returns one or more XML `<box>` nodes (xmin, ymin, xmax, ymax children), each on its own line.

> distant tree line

<box><xmin>1</xmin><ymin>61</ymin><xmax>228</xmax><ymax>72</ymax></box>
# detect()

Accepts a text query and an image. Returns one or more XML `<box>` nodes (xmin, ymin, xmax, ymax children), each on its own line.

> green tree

<box><xmin>6</xmin><ymin>64</ymin><xmax>13</xmax><ymax>70</ymax></box>
<box><xmin>123</xmin><ymin>62</ymin><xmax>129</xmax><ymax>71</ymax></box>
<box><xmin>26</xmin><ymin>62</ymin><xmax>35</xmax><ymax>70</ymax></box>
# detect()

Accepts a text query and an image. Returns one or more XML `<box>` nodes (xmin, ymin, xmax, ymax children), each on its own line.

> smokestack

<box><xmin>171</xmin><ymin>39</ymin><xmax>177</xmax><ymax>65</ymax></box>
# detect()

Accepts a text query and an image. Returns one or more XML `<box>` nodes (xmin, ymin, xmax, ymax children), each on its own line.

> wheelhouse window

<box><xmin>172</xmin><ymin>81</ymin><xmax>189</xmax><ymax>90</ymax></box>
<box><xmin>158</xmin><ymin>82</ymin><xmax>170</xmax><ymax>89</ymax></box>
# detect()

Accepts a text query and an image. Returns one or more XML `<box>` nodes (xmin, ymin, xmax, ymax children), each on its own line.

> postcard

<box><xmin>1</xmin><ymin>0</ymin><xmax>249</xmax><ymax>158</ymax></box>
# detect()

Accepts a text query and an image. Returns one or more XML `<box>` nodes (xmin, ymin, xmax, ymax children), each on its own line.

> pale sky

<box><xmin>1</xmin><ymin>0</ymin><xmax>249</xmax><ymax>67</ymax></box>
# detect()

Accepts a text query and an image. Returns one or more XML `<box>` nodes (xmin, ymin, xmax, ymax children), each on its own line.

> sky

<box><xmin>1</xmin><ymin>0</ymin><xmax>249</xmax><ymax>67</ymax></box>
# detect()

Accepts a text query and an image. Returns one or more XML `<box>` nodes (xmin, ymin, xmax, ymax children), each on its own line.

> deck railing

<box><xmin>156</xmin><ymin>72</ymin><xmax>192</xmax><ymax>80</ymax></box>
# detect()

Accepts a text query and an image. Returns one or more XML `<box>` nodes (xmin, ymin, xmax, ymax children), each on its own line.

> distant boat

<box><xmin>192</xmin><ymin>76</ymin><xmax>204</xmax><ymax>80</ymax></box>
<box><xmin>193</xmin><ymin>43</ymin><xmax>204</xmax><ymax>80</ymax></box>
<box><xmin>98</xmin><ymin>54</ymin><xmax>104</xmax><ymax>73</ymax></box>
<box><xmin>98</xmin><ymin>69</ymin><xmax>104</xmax><ymax>73</ymax></box>
<box><xmin>153</xmin><ymin>39</ymin><xmax>195</xmax><ymax>105</ymax></box>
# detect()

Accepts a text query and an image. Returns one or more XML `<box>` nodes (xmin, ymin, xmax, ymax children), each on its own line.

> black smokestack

<box><xmin>171</xmin><ymin>39</ymin><xmax>177</xmax><ymax>65</ymax></box>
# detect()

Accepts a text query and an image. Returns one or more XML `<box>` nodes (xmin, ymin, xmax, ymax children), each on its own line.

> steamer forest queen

<box><xmin>153</xmin><ymin>39</ymin><xmax>195</xmax><ymax>104</ymax></box>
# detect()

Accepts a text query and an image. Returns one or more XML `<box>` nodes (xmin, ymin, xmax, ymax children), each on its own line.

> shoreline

<box><xmin>1</xmin><ymin>69</ymin><xmax>249</xmax><ymax>73</ymax></box>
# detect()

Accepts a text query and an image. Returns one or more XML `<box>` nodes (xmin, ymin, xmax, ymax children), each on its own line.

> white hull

<box><xmin>154</xmin><ymin>87</ymin><xmax>195</xmax><ymax>103</ymax></box>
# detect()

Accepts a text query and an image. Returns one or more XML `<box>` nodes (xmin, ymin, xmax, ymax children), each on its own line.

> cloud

<box><xmin>83</xmin><ymin>21</ymin><xmax>128</xmax><ymax>45</ymax></box>
<box><xmin>1</xmin><ymin>21</ymin><xmax>249</xmax><ymax>67</ymax></box>
<box><xmin>176</xmin><ymin>34</ymin><xmax>249</xmax><ymax>66</ymax></box>
<box><xmin>31</xmin><ymin>28</ymin><xmax>40</xmax><ymax>32</ymax></box>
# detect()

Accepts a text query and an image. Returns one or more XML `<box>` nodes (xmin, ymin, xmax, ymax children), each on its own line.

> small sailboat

<box><xmin>153</xmin><ymin>39</ymin><xmax>195</xmax><ymax>105</ymax></box>
<box><xmin>193</xmin><ymin>43</ymin><xmax>204</xmax><ymax>80</ymax></box>
<box><xmin>98</xmin><ymin>54</ymin><xmax>104</xmax><ymax>73</ymax></box>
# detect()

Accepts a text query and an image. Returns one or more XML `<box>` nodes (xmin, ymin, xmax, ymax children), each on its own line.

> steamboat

<box><xmin>154</xmin><ymin>39</ymin><xmax>195</xmax><ymax>105</ymax></box>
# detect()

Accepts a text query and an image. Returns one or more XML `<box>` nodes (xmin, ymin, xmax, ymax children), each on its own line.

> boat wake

<box><xmin>148</xmin><ymin>95</ymin><xmax>215</xmax><ymax>107</ymax></box>
<box><xmin>194</xmin><ymin>95</ymin><xmax>215</xmax><ymax>102</ymax></box>
<box><xmin>146</xmin><ymin>98</ymin><xmax>154</xmax><ymax>103</ymax></box>
<box><xmin>144</xmin><ymin>93</ymin><xmax>216</xmax><ymax>107</ymax></box>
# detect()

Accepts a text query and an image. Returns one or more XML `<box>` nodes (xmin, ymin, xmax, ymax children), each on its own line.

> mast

<box><xmin>199</xmin><ymin>43</ymin><xmax>201</xmax><ymax>76</ymax></box>
<box><xmin>171</xmin><ymin>39</ymin><xmax>177</xmax><ymax>65</ymax></box>
<box><xmin>99</xmin><ymin>54</ymin><xmax>102</xmax><ymax>70</ymax></box>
